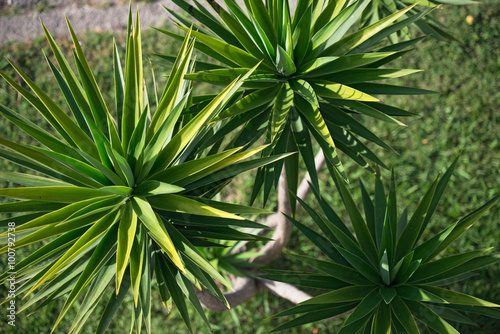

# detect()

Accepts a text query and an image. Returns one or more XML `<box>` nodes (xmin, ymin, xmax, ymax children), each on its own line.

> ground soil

<box><xmin>0</xmin><ymin>0</ymin><xmax>175</xmax><ymax>44</ymax></box>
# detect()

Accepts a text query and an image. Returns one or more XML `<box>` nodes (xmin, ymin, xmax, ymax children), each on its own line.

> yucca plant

<box><xmin>0</xmin><ymin>9</ymin><xmax>289</xmax><ymax>333</ymax></box>
<box><xmin>263</xmin><ymin>159</ymin><xmax>500</xmax><ymax>332</ymax></box>
<box><xmin>157</xmin><ymin>0</ymin><xmax>436</xmax><ymax>205</ymax></box>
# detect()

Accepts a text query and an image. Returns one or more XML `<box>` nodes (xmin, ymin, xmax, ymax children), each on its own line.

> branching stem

<box><xmin>197</xmin><ymin>150</ymin><xmax>326</xmax><ymax>311</ymax></box>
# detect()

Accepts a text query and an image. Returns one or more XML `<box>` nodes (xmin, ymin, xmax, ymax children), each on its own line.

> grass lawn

<box><xmin>0</xmin><ymin>1</ymin><xmax>499</xmax><ymax>333</ymax></box>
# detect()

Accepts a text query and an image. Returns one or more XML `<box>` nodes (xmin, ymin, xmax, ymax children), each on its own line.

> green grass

<box><xmin>0</xmin><ymin>1</ymin><xmax>499</xmax><ymax>333</ymax></box>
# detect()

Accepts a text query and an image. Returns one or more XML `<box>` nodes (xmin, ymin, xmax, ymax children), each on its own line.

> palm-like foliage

<box><xmin>263</xmin><ymin>159</ymin><xmax>500</xmax><ymax>332</ymax></box>
<box><xmin>158</xmin><ymin>0</ymin><xmax>436</xmax><ymax>205</ymax></box>
<box><xmin>0</xmin><ymin>10</ymin><xmax>286</xmax><ymax>333</ymax></box>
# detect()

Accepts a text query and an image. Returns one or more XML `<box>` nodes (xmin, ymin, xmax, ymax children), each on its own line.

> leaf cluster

<box><xmin>160</xmin><ymin>0</ymin><xmax>438</xmax><ymax>208</ymax></box>
<box><xmin>264</xmin><ymin>159</ymin><xmax>500</xmax><ymax>333</ymax></box>
<box><xmin>0</xmin><ymin>8</ymin><xmax>283</xmax><ymax>333</ymax></box>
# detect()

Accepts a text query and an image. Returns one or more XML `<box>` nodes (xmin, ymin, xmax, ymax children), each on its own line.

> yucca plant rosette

<box><xmin>0</xmin><ymin>10</ymin><xmax>288</xmax><ymax>333</ymax></box>
<box><xmin>262</xmin><ymin>158</ymin><xmax>500</xmax><ymax>333</ymax></box>
<box><xmin>157</xmin><ymin>0</ymin><xmax>436</xmax><ymax>205</ymax></box>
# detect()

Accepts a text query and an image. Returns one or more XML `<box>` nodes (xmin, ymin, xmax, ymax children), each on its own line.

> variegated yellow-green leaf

<box><xmin>0</xmin><ymin>8</ymin><xmax>277</xmax><ymax>334</ymax></box>
<box><xmin>165</xmin><ymin>0</ymin><xmax>436</xmax><ymax>205</ymax></box>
